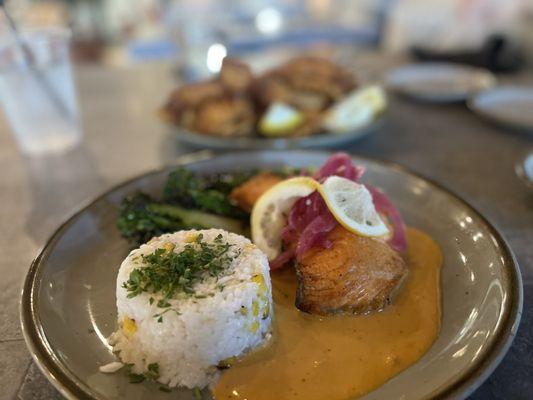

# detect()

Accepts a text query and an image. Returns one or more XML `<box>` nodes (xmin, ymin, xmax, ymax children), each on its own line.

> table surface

<box><xmin>0</xmin><ymin>54</ymin><xmax>532</xmax><ymax>400</ymax></box>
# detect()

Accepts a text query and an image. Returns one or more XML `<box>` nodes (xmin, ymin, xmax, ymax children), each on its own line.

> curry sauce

<box><xmin>214</xmin><ymin>228</ymin><xmax>442</xmax><ymax>400</ymax></box>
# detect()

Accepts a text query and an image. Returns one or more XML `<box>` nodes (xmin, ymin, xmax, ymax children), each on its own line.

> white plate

<box><xmin>469</xmin><ymin>86</ymin><xmax>533</xmax><ymax>132</ymax></box>
<box><xmin>386</xmin><ymin>63</ymin><xmax>496</xmax><ymax>103</ymax></box>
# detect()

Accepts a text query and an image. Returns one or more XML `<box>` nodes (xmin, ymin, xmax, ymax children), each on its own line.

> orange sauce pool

<box><xmin>213</xmin><ymin>228</ymin><xmax>442</xmax><ymax>400</ymax></box>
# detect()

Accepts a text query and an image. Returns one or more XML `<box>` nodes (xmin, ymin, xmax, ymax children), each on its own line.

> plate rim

<box><xmin>167</xmin><ymin>115</ymin><xmax>385</xmax><ymax>150</ymax></box>
<box><xmin>20</xmin><ymin>150</ymin><xmax>523</xmax><ymax>400</ymax></box>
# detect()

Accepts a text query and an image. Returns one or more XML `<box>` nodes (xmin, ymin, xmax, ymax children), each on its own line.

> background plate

<box><xmin>468</xmin><ymin>87</ymin><xmax>533</xmax><ymax>133</ymax></box>
<box><xmin>515</xmin><ymin>150</ymin><xmax>533</xmax><ymax>190</ymax></box>
<box><xmin>386</xmin><ymin>63</ymin><xmax>496</xmax><ymax>103</ymax></box>
<box><xmin>21</xmin><ymin>151</ymin><xmax>522</xmax><ymax>400</ymax></box>
<box><xmin>169</xmin><ymin>117</ymin><xmax>384</xmax><ymax>150</ymax></box>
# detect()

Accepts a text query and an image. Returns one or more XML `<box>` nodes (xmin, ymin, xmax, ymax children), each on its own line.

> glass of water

<box><xmin>0</xmin><ymin>27</ymin><xmax>82</xmax><ymax>155</ymax></box>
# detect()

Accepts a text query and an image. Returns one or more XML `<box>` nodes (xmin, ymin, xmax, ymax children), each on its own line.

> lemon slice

<box><xmin>258</xmin><ymin>102</ymin><xmax>304</xmax><ymax>137</ymax></box>
<box><xmin>358</xmin><ymin>85</ymin><xmax>387</xmax><ymax>114</ymax></box>
<box><xmin>251</xmin><ymin>175</ymin><xmax>389</xmax><ymax>260</ymax></box>
<box><xmin>251</xmin><ymin>177</ymin><xmax>319</xmax><ymax>260</ymax></box>
<box><xmin>318</xmin><ymin>176</ymin><xmax>389</xmax><ymax>237</ymax></box>
<box><xmin>323</xmin><ymin>85</ymin><xmax>386</xmax><ymax>133</ymax></box>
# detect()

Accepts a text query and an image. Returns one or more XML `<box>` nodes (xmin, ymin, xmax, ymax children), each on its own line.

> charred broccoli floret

<box><xmin>117</xmin><ymin>192</ymin><xmax>192</xmax><ymax>246</ymax></box>
<box><xmin>117</xmin><ymin>192</ymin><xmax>245</xmax><ymax>246</ymax></box>
<box><xmin>163</xmin><ymin>168</ymin><xmax>254</xmax><ymax>219</ymax></box>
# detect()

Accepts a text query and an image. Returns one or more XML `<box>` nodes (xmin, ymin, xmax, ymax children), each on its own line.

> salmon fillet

<box><xmin>296</xmin><ymin>226</ymin><xmax>407</xmax><ymax>315</ymax></box>
<box><xmin>230</xmin><ymin>172</ymin><xmax>283</xmax><ymax>212</ymax></box>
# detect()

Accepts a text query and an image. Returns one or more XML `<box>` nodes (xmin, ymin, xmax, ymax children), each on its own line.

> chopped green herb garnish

<box><xmin>145</xmin><ymin>363</ymin><xmax>160</xmax><ymax>380</ymax></box>
<box><xmin>123</xmin><ymin>234</ymin><xmax>237</xmax><ymax>301</ymax></box>
<box><xmin>153</xmin><ymin>308</ymin><xmax>181</xmax><ymax>323</ymax></box>
<box><xmin>192</xmin><ymin>387</ymin><xmax>203</xmax><ymax>400</ymax></box>
<box><xmin>157</xmin><ymin>299</ymin><xmax>171</xmax><ymax>308</ymax></box>
<box><xmin>126</xmin><ymin>363</ymin><xmax>161</xmax><ymax>384</ymax></box>
<box><xmin>149</xmin><ymin>297</ymin><xmax>154</xmax><ymax>305</ymax></box>
<box><xmin>128</xmin><ymin>373</ymin><xmax>145</xmax><ymax>383</ymax></box>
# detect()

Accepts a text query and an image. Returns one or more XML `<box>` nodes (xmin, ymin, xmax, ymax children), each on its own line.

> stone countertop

<box><xmin>0</xmin><ymin>58</ymin><xmax>532</xmax><ymax>400</ymax></box>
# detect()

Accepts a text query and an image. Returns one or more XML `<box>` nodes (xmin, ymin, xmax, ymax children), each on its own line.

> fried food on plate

<box><xmin>194</xmin><ymin>97</ymin><xmax>256</xmax><ymax>137</ymax></box>
<box><xmin>162</xmin><ymin>56</ymin><xmax>383</xmax><ymax>138</ymax></box>
<box><xmin>254</xmin><ymin>57</ymin><xmax>357</xmax><ymax>112</ymax></box>
<box><xmin>230</xmin><ymin>172</ymin><xmax>284</xmax><ymax>212</ymax></box>
<box><xmin>162</xmin><ymin>58</ymin><xmax>256</xmax><ymax>136</ymax></box>
<box><xmin>220</xmin><ymin>58</ymin><xmax>254</xmax><ymax>93</ymax></box>
<box><xmin>163</xmin><ymin>81</ymin><xmax>225</xmax><ymax>126</ymax></box>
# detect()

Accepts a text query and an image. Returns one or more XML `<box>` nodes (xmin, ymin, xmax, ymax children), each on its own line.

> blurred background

<box><xmin>2</xmin><ymin>0</ymin><xmax>533</xmax><ymax>75</ymax></box>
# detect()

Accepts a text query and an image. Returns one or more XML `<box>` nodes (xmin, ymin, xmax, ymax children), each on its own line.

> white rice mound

<box><xmin>108</xmin><ymin>229</ymin><xmax>273</xmax><ymax>389</ymax></box>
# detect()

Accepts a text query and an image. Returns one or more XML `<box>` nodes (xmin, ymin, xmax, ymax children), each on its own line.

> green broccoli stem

<box><xmin>147</xmin><ymin>203</ymin><xmax>246</xmax><ymax>236</ymax></box>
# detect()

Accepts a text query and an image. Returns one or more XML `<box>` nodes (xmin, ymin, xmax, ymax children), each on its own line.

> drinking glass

<box><xmin>0</xmin><ymin>27</ymin><xmax>82</xmax><ymax>154</ymax></box>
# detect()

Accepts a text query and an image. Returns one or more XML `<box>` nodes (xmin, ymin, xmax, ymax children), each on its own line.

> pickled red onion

<box><xmin>314</xmin><ymin>152</ymin><xmax>365</xmax><ymax>182</ymax></box>
<box><xmin>366</xmin><ymin>185</ymin><xmax>407</xmax><ymax>253</ymax></box>
<box><xmin>269</xmin><ymin>153</ymin><xmax>407</xmax><ymax>270</ymax></box>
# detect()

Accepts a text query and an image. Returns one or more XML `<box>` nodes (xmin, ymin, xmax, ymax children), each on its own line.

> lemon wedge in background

<box><xmin>258</xmin><ymin>102</ymin><xmax>304</xmax><ymax>137</ymax></box>
<box><xmin>357</xmin><ymin>85</ymin><xmax>387</xmax><ymax>113</ymax></box>
<box><xmin>323</xmin><ymin>85</ymin><xmax>387</xmax><ymax>133</ymax></box>
<box><xmin>251</xmin><ymin>177</ymin><xmax>319</xmax><ymax>260</ymax></box>
<box><xmin>318</xmin><ymin>176</ymin><xmax>389</xmax><ymax>237</ymax></box>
